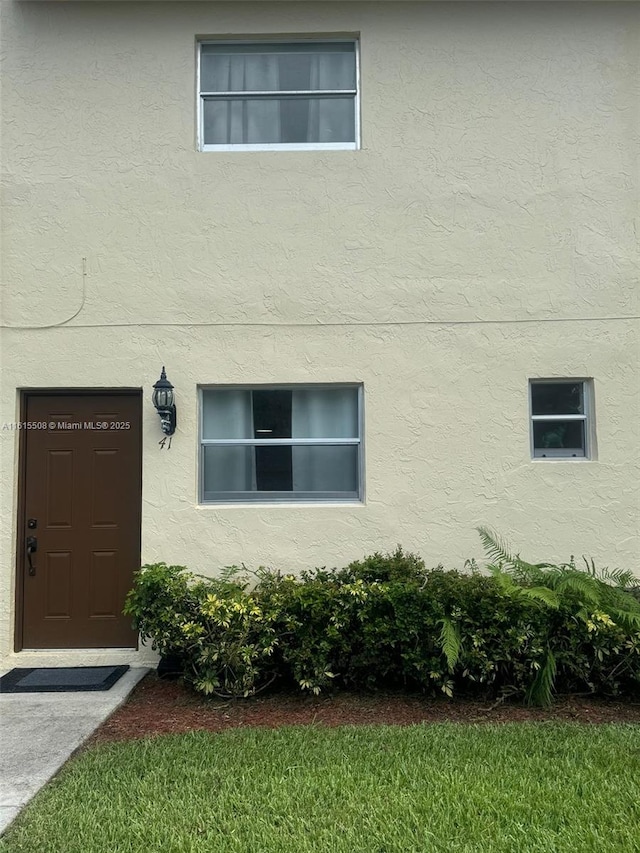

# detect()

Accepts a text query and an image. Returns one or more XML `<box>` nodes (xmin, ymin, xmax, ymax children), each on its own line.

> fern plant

<box><xmin>476</xmin><ymin>527</ymin><xmax>640</xmax><ymax>705</ymax></box>
<box><xmin>438</xmin><ymin>617</ymin><xmax>461</xmax><ymax>673</ymax></box>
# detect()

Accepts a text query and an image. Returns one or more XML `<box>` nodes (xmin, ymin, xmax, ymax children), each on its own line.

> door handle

<box><xmin>26</xmin><ymin>535</ymin><xmax>37</xmax><ymax>576</ymax></box>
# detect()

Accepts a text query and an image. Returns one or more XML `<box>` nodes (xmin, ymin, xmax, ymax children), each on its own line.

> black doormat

<box><xmin>0</xmin><ymin>665</ymin><xmax>130</xmax><ymax>693</ymax></box>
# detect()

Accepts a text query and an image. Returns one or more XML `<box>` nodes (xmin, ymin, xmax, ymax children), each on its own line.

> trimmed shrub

<box><xmin>124</xmin><ymin>542</ymin><xmax>640</xmax><ymax>704</ymax></box>
<box><xmin>124</xmin><ymin>564</ymin><xmax>278</xmax><ymax>697</ymax></box>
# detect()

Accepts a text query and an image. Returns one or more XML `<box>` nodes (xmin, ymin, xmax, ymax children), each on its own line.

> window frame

<box><xmin>197</xmin><ymin>37</ymin><xmax>361</xmax><ymax>152</ymax></box>
<box><xmin>198</xmin><ymin>383</ymin><xmax>365</xmax><ymax>504</ymax></box>
<box><xmin>529</xmin><ymin>379</ymin><xmax>593</xmax><ymax>461</ymax></box>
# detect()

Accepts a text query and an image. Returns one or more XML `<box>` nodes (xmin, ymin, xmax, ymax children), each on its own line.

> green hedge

<box><xmin>124</xmin><ymin>537</ymin><xmax>640</xmax><ymax>706</ymax></box>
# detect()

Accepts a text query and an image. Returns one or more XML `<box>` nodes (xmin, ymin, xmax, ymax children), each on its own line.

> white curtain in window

<box><xmin>292</xmin><ymin>388</ymin><xmax>357</xmax><ymax>438</ymax></box>
<box><xmin>307</xmin><ymin>53</ymin><xmax>354</xmax><ymax>143</ymax></box>
<box><xmin>203</xmin><ymin>391</ymin><xmax>255</xmax><ymax>491</ymax></box>
<box><xmin>206</xmin><ymin>54</ymin><xmax>281</xmax><ymax>144</ymax></box>
<box><xmin>291</xmin><ymin>445</ymin><xmax>357</xmax><ymax>492</ymax></box>
<box><xmin>204</xmin><ymin>52</ymin><xmax>353</xmax><ymax>144</ymax></box>
<box><xmin>203</xmin><ymin>388</ymin><xmax>358</xmax><ymax>494</ymax></box>
<box><xmin>291</xmin><ymin>388</ymin><xmax>358</xmax><ymax>491</ymax></box>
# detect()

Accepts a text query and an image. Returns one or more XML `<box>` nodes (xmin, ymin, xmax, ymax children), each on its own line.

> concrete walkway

<box><xmin>0</xmin><ymin>667</ymin><xmax>149</xmax><ymax>835</ymax></box>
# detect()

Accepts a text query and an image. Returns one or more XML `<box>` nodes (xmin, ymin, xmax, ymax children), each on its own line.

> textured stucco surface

<box><xmin>1</xmin><ymin>1</ymin><xmax>638</xmax><ymax>667</ymax></box>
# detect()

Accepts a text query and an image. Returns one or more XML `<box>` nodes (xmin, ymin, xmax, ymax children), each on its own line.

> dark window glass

<box><xmin>533</xmin><ymin>420</ymin><xmax>585</xmax><ymax>457</ymax></box>
<box><xmin>255</xmin><ymin>446</ymin><xmax>293</xmax><ymax>490</ymax></box>
<box><xmin>252</xmin><ymin>391</ymin><xmax>292</xmax><ymax>438</ymax></box>
<box><xmin>531</xmin><ymin>383</ymin><xmax>584</xmax><ymax>416</ymax></box>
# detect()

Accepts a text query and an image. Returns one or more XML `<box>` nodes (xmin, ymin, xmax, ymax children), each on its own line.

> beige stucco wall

<box><xmin>1</xmin><ymin>1</ymin><xmax>638</xmax><ymax>667</ymax></box>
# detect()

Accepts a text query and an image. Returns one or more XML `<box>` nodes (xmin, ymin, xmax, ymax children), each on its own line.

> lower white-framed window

<box><xmin>200</xmin><ymin>385</ymin><xmax>363</xmax><ymax>502</ymax></box>
<box><xmin>529</xmin><ymin>379</ymin><xmax>592</xmax><ymax>459</ymax></box>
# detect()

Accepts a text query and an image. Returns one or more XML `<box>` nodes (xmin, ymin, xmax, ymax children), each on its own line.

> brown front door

<box><xmin>19</xmin><ymin>393</ymin><xmax>142</xmax><ymax>649</ymax></box>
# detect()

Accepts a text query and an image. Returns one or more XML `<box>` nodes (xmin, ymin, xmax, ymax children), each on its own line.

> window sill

<box><xmin>200</xmin><ymin>142</ymin><xmax>358</xmax><ymax>152</ymax></box>
<box><xmin>531</xmin><ymin>457</ymin><xmax>593</xmax><ymax>463</ymax></box>
<box><xmin>197</xmin><ymin>500</ymin><xmax>365</xmax><ymax>508</ymax></box>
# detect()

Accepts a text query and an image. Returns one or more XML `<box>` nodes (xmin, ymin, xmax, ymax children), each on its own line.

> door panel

<box><xmin>20</xmin><ymin>393</ymin><xmax>141</xmax><ymax>649</ymax></box>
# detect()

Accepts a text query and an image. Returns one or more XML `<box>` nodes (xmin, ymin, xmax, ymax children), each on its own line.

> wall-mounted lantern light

<box><xmin>152</xmin><ymin>366</ymin><xmax>177</xmax><ymax>440</ymax></box>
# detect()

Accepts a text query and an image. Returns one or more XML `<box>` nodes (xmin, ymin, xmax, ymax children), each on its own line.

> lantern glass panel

<box><xmin>154</xmin><ymin>388</ymin><xmax>172</xmax><ymax>408</ymax></box>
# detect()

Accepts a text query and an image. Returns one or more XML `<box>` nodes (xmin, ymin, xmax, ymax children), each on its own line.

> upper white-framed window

<box><xmin>529</xmin><ymin>379</ymin><xmax>593</xmax><ymax>460</ymax></box>
<box><xmin>199</xmin><ymin>384</ymin><xmax>364</xmax><ymax>503</ymax></box>
<box><xmin>197</xmin><ymin>39</ymin><xmax>360</xmax><ymax>151</ymax></box>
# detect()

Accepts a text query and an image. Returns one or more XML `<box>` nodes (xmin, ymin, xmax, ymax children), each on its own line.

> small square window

<box><xmin>200</xmin><ymin>385</ymin><xmax>363</xmax><ymax>502</ymax></box>
<box><xmin>198</xmin><ymin>40</ymin><xmax>359</xmax><ymax>151</ymax></box>
<box><xmin>529</xmin><ymin>380</ymin><xmax>592</xmax><ymax>459</ymax></box>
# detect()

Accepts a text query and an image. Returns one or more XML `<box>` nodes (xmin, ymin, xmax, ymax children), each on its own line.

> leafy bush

<box><xmin>124</xmin><ymin>538</ymin><xmax>640</xmax><ymax>704</ymax></box>
<box><xmin>335</xmin><ymin>546</ymin><xmax>427</xmax><ymax>584</ymax></box>
<box><xmin>124</xmin><ymin>564</ymin><xmax>277</xmax><ymax>698</ymax></box>
<box><xmin>123</xmin><ymin>562</ymin><xmax>198</xmax><ymax>658</ymax></box>
<box><xmin>476</xmin><ymin>527</ymin><xmax>640</xmax><ymax>704</ymax></box>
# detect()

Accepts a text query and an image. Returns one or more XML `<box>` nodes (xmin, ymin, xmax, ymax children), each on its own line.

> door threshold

<box><xmin>21</xmin><ymin>648</ymin><xmax>138</xmax><ymax>653</ymax></box>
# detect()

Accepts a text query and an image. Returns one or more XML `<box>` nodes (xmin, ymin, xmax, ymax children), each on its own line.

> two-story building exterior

<box><xmin>1</xmin><ymin>0</ymin><xmax>638</xmax><ymax>669</ymax></box>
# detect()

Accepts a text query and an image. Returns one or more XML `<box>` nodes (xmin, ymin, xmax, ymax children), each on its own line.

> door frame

<box><xmin>14</xmin><ymin>388</ymin><xmax>143</xmax><ymax>652</ymax></box>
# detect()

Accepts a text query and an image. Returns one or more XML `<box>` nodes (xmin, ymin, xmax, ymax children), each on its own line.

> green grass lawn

<box><xmin>2</xmin><ymin>724</ymin><xmax>639</xmax><ymax>853</ymax></box>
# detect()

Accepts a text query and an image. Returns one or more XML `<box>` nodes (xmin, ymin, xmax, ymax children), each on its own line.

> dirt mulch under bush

<box><xmin>88</xmin><ymin>673</ymin><xmax>640</xmax><ymax>745</ymax></box>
